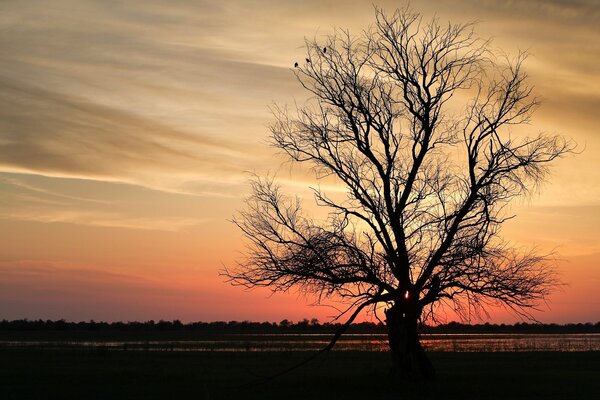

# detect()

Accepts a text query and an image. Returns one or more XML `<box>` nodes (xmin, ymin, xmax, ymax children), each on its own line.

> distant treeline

<box><xmin>1</xmin><ymin>319</ymin><xmax>599</xmax><ymax>334</ymax></box>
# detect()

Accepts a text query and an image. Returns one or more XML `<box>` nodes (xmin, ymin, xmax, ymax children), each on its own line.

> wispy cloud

<box><xmin>1</xmin><ymin>0</ymin><xmax>597</xmax><ymax>195</ymax></box>
<box><xmin>0</xmin><ymin>208</ymin><xmax>206</xmax><ymax>232</ymax></box>
<box><xmin>0</xmin><ymin>173</ymin><xmax>213</xmax><ymax>231</ymax></box>
<box><xmin>0</xmin><ymin>0</ymin><xmax>301</xmax><ymax>196</ymax></box>
<box><xmin>0</xmin><ymin>78</ymin><xmax>253</xmax><ymax>193</ymax></box>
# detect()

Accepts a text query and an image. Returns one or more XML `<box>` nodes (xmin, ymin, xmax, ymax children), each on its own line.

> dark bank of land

<box><xmin>1</xmin><ymin>319</ymin><xmax>599</xmax><ymax>340</ymax></box>
<box><xmin>2</xmin><ymin>320</ymin><xmax>598</xmax><ymax>398</ymax></box>
<box><xmin>0</xmin><ymin>349</ymin><xmax>598</xmax><ymax>400</ymax></box>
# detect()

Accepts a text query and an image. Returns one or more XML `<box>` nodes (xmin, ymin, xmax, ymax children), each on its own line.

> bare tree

<box><xmin>224</xmin><ymin>7</ymin><xmax>573</xmax><ymax>379</ymax></box>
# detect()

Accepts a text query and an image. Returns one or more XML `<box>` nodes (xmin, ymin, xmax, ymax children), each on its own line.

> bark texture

<box><xmin>385</xmin><ymin>303</ymin><xmax>435</xmax><ymax>379</ymax></box>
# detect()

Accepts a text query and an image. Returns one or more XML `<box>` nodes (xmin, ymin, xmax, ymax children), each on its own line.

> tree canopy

<box><xmin>224</xmin><ymin>6</ymin><xmax>573</xmax><ymax>377</ymax></box>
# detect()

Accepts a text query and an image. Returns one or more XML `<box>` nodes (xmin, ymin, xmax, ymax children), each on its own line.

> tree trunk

<box><xmin>385</xmin><ymin>303</ymin><xmax>435</xmax><ymax>380</ymax></box>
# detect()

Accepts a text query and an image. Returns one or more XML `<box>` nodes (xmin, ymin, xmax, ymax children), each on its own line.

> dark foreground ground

<box><xmin>1</xmin><ymin>349</ymin><xmax>598</xmax><ymax>399</ymax></box>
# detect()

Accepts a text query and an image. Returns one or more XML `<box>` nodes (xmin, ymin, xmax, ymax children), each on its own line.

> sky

<box><xmin>0</xmin><ymin>0</ymin><xmax>598</xmax><ymax>324</ymax></box>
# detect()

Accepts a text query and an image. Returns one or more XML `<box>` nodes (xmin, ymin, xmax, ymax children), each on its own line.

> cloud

<box><xmin>475</xmin><ymin>0</ymin><xmax>599</xmax><ymax>19</ymax></box>
<box><xmin>0</xmin><ymin>172</ymin><xmax>215</xmax><ymax>231</ymax></box>
<box><xmin>0</xmin><ymin>208</ymin><xmax>205</xmax><ymax>232</ymax></box>
<box><xmin>1</xmin><ymin>0</ymin><xmax>596</xmax><ymax>188</ymax></box>
<box><xmin>0</xmin><ymin>260</ymin><xmax>143</xmax><ymax>285</ymax></box>
<box><xmin>0</xmin><ymin>78</ymin><xmax>253</xmax><ymax>191</ymax></box>
<box><xmin>1</xmin><ymin>0</ymin><xmax>596</xmax><ymax>223</ymax></box>
<box><xmin>0</xmin><ymin>0</ymin><xmax>302</xmax><ymax>196</ymax></box>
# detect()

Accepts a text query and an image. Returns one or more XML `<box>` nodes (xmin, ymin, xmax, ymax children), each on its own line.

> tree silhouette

<box><xmin>224</xmin><ymin>7</ymin><xmax>573</xmax><ymax>379</ymax></box>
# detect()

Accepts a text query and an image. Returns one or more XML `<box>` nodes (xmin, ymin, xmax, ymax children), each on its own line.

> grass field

<box><xmin>0</xmin><ymin>349</ymin><xmax>598</xmax><ymax>399</ymax></box>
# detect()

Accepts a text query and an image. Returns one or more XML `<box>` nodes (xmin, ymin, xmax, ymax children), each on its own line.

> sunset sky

<box><xmin>0</xmin><ymin>0</ymin><xmax>598</xmax><ymax>324</ymax></box>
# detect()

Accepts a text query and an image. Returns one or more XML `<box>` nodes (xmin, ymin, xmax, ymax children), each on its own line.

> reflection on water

<box><xmin>1</xmin><ymin>334</ymin><xmax>599</xmax><ymax>352</ymax></box>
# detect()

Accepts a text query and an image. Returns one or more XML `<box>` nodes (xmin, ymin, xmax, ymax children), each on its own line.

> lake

<box><xmin>1</xmin><ymin>333</ymin><xmax>599</xmax><ymax>352</ymax></box>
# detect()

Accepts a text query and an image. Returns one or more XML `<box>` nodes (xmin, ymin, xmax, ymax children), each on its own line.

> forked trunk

<box><xmin>385</xmin><ymin>303</ymin><xmax>435</xmax><ymax>380</ymax></box>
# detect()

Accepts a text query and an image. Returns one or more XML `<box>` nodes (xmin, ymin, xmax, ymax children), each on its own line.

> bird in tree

<box><xmin>224</xmin><ymin>6</ymin><xmax>573</xmax><ymax>379</ymax></box>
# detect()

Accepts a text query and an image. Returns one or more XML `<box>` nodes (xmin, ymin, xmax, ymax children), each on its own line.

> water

<box><xmin>1</xmin><ymin>333</ymin><xmax>599</xmax><ymax>352</ymax></box>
